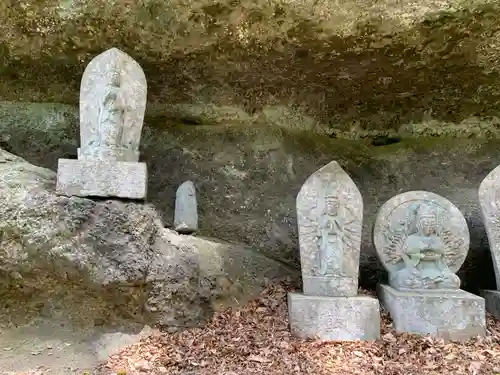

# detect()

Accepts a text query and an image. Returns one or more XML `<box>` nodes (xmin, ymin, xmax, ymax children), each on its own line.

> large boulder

<box><xmin>0</xmin><ymin>101</ymin><xmax>498</xmax><ymax>293</ymax></box>
<box><xmin>0</xmin><ymin>0</ymin><xmax>500</xmax><ymax>135</ymax></box>
<box><xmin>0</xmin><ymin>146</ymin><xmax>295</xmax><ymax>327</ymax></box>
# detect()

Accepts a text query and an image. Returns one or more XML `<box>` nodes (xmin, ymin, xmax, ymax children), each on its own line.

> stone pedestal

<box><xmin>56</xmin><ymin>159</ymin><xmax>147</xmax><ymax>199</ymax></box>
<box><xmin>287</xmin><ymin>293</ymin><xmax>380</xmax><ymax>341</ymax></box>
<box><xmin>480</xmin><ymin>289</ymin><xmax>500</xmax><ymax>319</ymax></box>
<box><xmin>378</xmin><ymin>284</ymin><xmax>486</xmax><ymax>341</ymax></box>
<box><xmin>302</xmin><ymin>275</ymin><xmax>358</xmax><ymax>297</ymax></box>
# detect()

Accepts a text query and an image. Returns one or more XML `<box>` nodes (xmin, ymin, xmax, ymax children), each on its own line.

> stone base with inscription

<box><xmin>480</xmin><ymin>289</ymin><xmax>500</xmax><ymax>320</ymax></box>
<box><xmin>56</xmin><ymin>159</ymin><xmax>147</xmax><ymax>199</ymax></box>
<box><xmin>378</xmin><ymin>284</ymin><xmax>486</xmax><ymax>341</ymax></box>
<box><xmin>287</xmin><ymin>293</ymin><xmax>380</xmax><ymax>341</ymax></box>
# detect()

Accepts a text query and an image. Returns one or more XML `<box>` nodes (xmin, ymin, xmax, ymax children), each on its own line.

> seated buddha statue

<box><xmin>389</xmin><ymin>203</ymin><xmax>461</xmax><ymax>290</ymax></box>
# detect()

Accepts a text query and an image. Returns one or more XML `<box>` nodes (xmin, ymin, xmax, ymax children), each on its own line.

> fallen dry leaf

<box><xmin>248</xmin><ymin>355</ymin><xmax>271</xmax><ymax>363</ymax></box>
<box><xmin>99</xmin><ymin>282</ymin><xmax>500</xmax><ymax>375</ymax></box>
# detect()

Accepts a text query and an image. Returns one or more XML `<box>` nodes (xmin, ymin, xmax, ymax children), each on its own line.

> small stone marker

<box><xmin>478</xmin><ymin>165</ymin><xmax>500</xmax><ymax>319</ymax></box>
<box><xmin>56</xmin><ymin>47</ymin><xmax>148</xmax><ymax>199</ymax></box>
<box><xmin>174</xmin><ymin>180</ymin><xmax>198</xmax><ymax>234</ymax></box>
<box><xmin>374</xmin><ymin>191</ymin><xmax>485</xmax><ymax>341</ymax></box>
<box><xmin>288</xmin><ymin>161</ymin><xmax>380</xmax><ymax>341</ymax></box>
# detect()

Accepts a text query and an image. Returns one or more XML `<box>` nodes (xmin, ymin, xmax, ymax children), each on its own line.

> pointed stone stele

<box><xmin>478</xmin><ymin>166</ymin><xmax>500</xmax><ymax>319</ymax></box>
<box><xmin>174</xmin><ymin>180</ymin><xmax>198</xmax><ymax>234</ymax></box>
<box><xmin>374</xmin><ymin>191</ymin><xmax>485</xmax><ymax>341</ymax></box>
<box><xmin>56</xmin><ymin>47</ymin><xmax>148</xmax><ymax>199</ymax></box>
<box><xmin>288</xmin><ymin>161</ymin><xmax>380</xmax><ymax>341</ymax></box>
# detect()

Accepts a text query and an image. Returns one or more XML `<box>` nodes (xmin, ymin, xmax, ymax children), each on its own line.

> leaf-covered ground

<box><xmin>101</xmin><ymin>283</ymin><xmax>500</xmax><ymax>375</ymax></box>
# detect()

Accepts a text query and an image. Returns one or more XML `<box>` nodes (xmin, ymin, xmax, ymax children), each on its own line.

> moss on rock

<box><xmin>0</xmin><ymin>101</ymin><xmax>498</xmax><ymax>292</ymax></box>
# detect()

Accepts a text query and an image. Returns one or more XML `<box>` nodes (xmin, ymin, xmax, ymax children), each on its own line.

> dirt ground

<box><xmin>99</xmin><ymin>283</ymin><xmax>500</xmax><ymax>375</ymax></box>
<box><xmin>0</xmin><ymin>304</ymin><xmax>153</xmax><ymax>375</ymax></box>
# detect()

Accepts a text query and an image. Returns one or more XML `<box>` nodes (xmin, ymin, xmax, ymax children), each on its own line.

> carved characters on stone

<box><xmin>374</xmin><ymin>191</ymin><xmax>469</xmax><ymax>291</ymax></box>
<box><xmin>297</xmin><ymin>161</ymin><xmax>362</xmax><ymax>296</ymax></box>
<box><xmin>479</xmin><ymin>165</ymin><xmax>500</xmax><ymax>288</ymax></box>
<box><xmin>78</xmin><ymin>47</ymin><xmax>147</xmax><ymax>162</ymax></box>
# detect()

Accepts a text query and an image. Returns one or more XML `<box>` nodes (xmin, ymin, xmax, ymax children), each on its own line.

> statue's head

<box><xmin>102</xmin><ymin>90</ymin><xmax>120</xmax><ymax>111</ymax></box>
<box><xmin>101</xmin><ymin>69</ymin><xmax>123</xmax><ymax>112</ymax></box>
<box><xmin>325</xmin><ymin>196</ymin><xmax>340</xmax><ymax>215</ymax></box>
<box><xmin>108</xmin><ymin>69</ymin><xmax>121</xmax><ymax>87</ymax></box>
<box><xmin>415</xmin><ymin>204</ymin><xmax>438</xmax><ymax>236</ymax></box>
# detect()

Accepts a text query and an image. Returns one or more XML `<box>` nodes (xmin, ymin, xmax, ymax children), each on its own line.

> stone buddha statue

<box><xmin>96</xmin><ymin>70</ymin><xmax>125</xmax><ymax>152</ymax></box>
<box><xmin>315</xmin><ymin>197</ymin><xmax>344</xmax><ymax>276</ymax></box>
<box><xmin>389</xmin><ymin>203</ymin><xmax>461</xmax><ymax>290</ymax></box>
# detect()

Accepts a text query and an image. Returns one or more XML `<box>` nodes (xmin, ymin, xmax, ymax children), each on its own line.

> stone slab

<box><xmin>302</xmin><ymin>275</ymin><xmax>357</xmax><ymax>297</ymax></box>
<box><xmin>480</xmin><ymin>289</ymin><xmax>500</xmax><ymax>320</ymax></box>
<box><xmin>296</xmin><ymin>161</ymin><xmax>363</xmax><ymax>297</ymax></box>
<box><xmin>287</xmin><ymin>293</ymin><xmax>380</xmax><ymax>341</ymax></box>
<box><xmin>56</xmin><ymin>158</ymin><xmax>147</xmax><ymax>199</ymax></box>
<box><xmin>79</xmin><ymin>48</ymin><xmax>147</xmax><ymax>161</ymax></box>
<box><xmin>174</xmin><ymin>180</ymin><xmax>198</xmax><ymax>234</ymax></box>
<box><xmin>479</xmin><ymin>166</ymin><xmax>500</xmax><ymax>289</ymax></box>
<box><xmin>378</xmin><ymin>284</ymin><xmax>485</xmax><ymax>341</ymax></box>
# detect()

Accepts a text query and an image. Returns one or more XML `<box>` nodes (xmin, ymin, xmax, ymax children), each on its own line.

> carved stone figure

<box><xmin>296</xmin><ymin>161</ymin><xmax>363</xmax><ymax>296</ymax></box>
<box><xmin>316</xmin><ymin>198</ymin><xmax>344</xmax><ymax>276</ymax></box>
<box><xmin>479</xmin><ymin>166</ymin><xmax>500</xmax><ymax>288</ymax></box>
<box><xmin>374</xmin><ymin>191</ymin><xmax>485</xmax><ymax>341</ymax></box>
<box><xmin>77</xmin><ymin>47</ymin><xmax>147</xmax><ymax>162</ymax></box>
<box><xmin>314</xmin><ymin>195</ymin><xmax>358</xmax><ymax>277</ymax></box>
<box><xmin>56</xmin><ymin>47</ymin><xmax>148</xmax><ymax>199</ymax></box>
<box><xmin>96</xmin><ymin>70</ymin><xmax>125</xmax><ymax>150</ymax></box>
<box><xmin>389</xmin><ymin>203</ymin><xmax>460</xmax><ymax>289</ymax></box>
<box><xmin>478</xmin><ymin>164</ymin><xmax>500</xmax><ymax>319</ymax></box>
<box><xmin>374</xmin><ymin>191</ymin><xmax>469</xmax><ymax>291</ymax></box>
<box><xmin>289</xmin><ymin>161</ymin><xmax>380</xmax><ymax>341</ymax></box>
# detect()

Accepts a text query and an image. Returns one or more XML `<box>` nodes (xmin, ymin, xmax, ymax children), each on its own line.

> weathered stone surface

<box><xmin>373</xmin><ymin>191</ymin><xmax>469</xmax><ymax>290</ymax></box>
<box><xmin>378</xmin><ymin>284</ymin><xmax>486</xmax><ymax>341</ymax></box>
<box><xmin>78</xmin><ymin>48</ymin><xmax>147</xmax><ymax>162</ymax></box>
<box><xmin>478</xmin><ymin>165</ymin><xmax>500</xmax><ymax>287</ymax></box>
<box><xmin>478</xmin><ymin>166</ymin><xmax>500</xmax><ymax>318</ymax></box>
<box><xmin>0</xmin><ymin>147</ymin><xmax>204</xmax><ymax>327</ymax></box>
<box><xmin>301</xmin><ymin>276</ymin><xmax>358</xmax><ymax>298</ymax></box>
<box><xmin>0</xmin><ymin>147</ymin><xmax>296</xmax><ymax>327</ymax></box>
<box><xmin>2</xmin><ymin>101</ymin><xmax>500</xmax><ymax>292</ymax></box>
<box><xmin>290</xmin><ymin>161</ymin><xmax>379</xmax><ymax>341</ymax></box>
<box><xmin>481</xmin><ymin>290</ymin><xmax>500</xmax><ymax>320</ymax></box>
<box><xmin>57</xmin><ymin>47</ymin><xmax>148</xmax><ymax>199</ymax></box>
<box><xmin>162</xmin><ymin>228</ymin><xmax>298</xmax><ymax>311</ymax></box>
<box><xmin>297</xmin><ymin>161</ymin><xmax>362</xmax><ymax>297</ymax></box>
<box><xmin>2</xmin><ymin>0</ymin><xmax>500</xmax><ymax>137</ymax></box>
<box><xmin>174</xmin><ymin>180</ymin><xmax>198</xmax><ymax>234</ymax></box>
<box><xmin>56</xmin><ymin>159</ymin><xmax>147</xmax><ymax>199</ymax></box>
<box><xmin>288</xmin><ymin>293</ymin><xmax>380</xmax><ymax>341</ymax></box>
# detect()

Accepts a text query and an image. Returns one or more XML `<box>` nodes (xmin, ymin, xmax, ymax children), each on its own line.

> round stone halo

<box><xmin>373</xmin><ymin>190</ymin><xmax>470</xmax><ymax>274</ymax></box>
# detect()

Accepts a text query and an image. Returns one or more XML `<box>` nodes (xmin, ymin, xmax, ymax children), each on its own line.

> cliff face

<box><xmin>0</xmin><ymin>1</ymin><xmax>499</xmax><ymax>292</ymax></box>
<box><xmin>1</xmin><ymin>0</ymin><xmax>500</xmax><ymax>136</ymax></box>
<box><xmin>0</xmin><ymin>101</ymin><xmax>497</xmax><ymax>292</ymax></box>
